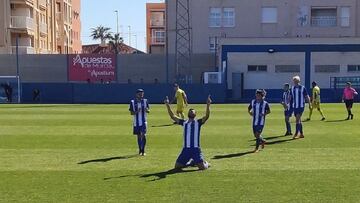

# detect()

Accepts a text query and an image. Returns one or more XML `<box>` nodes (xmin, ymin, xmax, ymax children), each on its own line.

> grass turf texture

<box><xmin>0</xmin><ymin>103</ymin><xmax>359</xmax><ymax>203</ymax></box>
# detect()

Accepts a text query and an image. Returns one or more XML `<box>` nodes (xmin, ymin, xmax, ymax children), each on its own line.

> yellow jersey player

<box><xmin>171</xmin><ymin>83</ymin><xmax>188</xmax><ymax>119</ymax></box>
<box><xmin>307</xmin><ymin>81</ymin><xmax>325</xmax><ymax>121</ymax></box>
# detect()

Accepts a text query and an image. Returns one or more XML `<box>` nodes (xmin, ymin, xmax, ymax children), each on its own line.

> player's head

<box><xmin>346</xmin><ymin>82</ymin><xmax>352</xmax><ymax>88</ymax></box>
<box><xmin>312</xmin><ymin>81</ymin><xmax>317</xmax><ymax>88</ymax></box>
<box><xmin>283</xmin><ymin>83</ymin><xmax>290</xmax><ymax>91</ymax></box>
<box><xmin>136</xmin><ymin>89</ymin><xmax>144</xmax><ymax>99</ymax></box>
<box><xmin>173</xmin><ymin>83</ymin><xmax>179</xmax><ymax>91</ymax></box>
<box><xmin>188</xmin><ymin>108</ymin><xmax>196</xmax><ymax>119</ymax></box>
<box><xmin>293</xmin><ymin>76</ymin><xmax>301</xmax><ymax>85</ymax></box>
<box><xmin>255</xmin><ymin>89</ymin><xmax>265</xmax><ymax>100</ymax></box>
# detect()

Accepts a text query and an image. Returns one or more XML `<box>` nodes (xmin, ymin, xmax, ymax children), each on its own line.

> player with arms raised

<box><xmin>165</xmin><ymin>95</ymin><xmax>211</xmax><ymax>170</ymax></box>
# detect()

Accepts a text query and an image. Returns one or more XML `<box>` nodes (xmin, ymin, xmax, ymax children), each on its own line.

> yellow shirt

<box><xmin>176</xmin><ymin>89</ymin><xmax>186</xmax><ymax>106</ymax></box>
<box><xmin>312</xmin><ymin>86</ymin><xmax>321</xmax><ymax>102</ymax></box>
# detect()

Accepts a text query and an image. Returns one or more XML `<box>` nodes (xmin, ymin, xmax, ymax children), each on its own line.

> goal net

<box><xmin>0</xmin><ymin>76</ymin><xmax>20</xmax><ymax>103</ymax></box>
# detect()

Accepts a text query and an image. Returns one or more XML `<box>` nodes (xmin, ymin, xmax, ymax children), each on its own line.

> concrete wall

<box><xmin>167</xmin><ymin>0</ymin><xmax>360</xmax><ymax>54</ymax></box>
<box><xmin>227</xmin><ymin>52</ymin><xmax>305</xmax><ymax>89</ymax></box>
<box><xmin>0</xmin><ymin>54</ymin><xmax>215</xmax><ymax>84</ymax></box>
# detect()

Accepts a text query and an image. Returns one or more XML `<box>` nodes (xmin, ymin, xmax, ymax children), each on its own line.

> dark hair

<box><xmin>256</xmin><ymin>89</ymin><xmax>265</xmax><ymax>97</ymax></box>
<box><xmin>284</xmin><ymin>83</ymin><xmax>290</xmax><ymax>87</ymax></box>
<box><xmin>312</xmin><ymin>81</ymin><xmax>317</xmax><ymax>86</ymax></box>
<box><xmin>347</xmin><ymin>82</ymin><xmax>351</xmax><ymax>85</ymax></box>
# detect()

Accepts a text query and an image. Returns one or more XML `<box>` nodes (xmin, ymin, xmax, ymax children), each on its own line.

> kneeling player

<box><xmin>165</xmin><ymin>95</ymin><xmax>211</xmax><ymax>170</ymax></box>
<box><xmin>248</xmin><ymin>89</ymin><xmax>271</xmax><ymax>152</ymax></box>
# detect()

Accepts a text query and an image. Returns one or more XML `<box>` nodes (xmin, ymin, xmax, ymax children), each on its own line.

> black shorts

<box><xmin>345</xmin><ymin>99</ymin><xmax>354</xmax><ymax>109</ymax></box>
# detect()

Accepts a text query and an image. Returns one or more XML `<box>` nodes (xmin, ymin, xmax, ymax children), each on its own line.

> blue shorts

<box><xmin>176</xmin><ymin>148</ymin><xmax>204</xmax><ymax>166</ymax></box>
<box><xmin>284</xmin><ymin>108</ymin><xmax>293</xmax><ymax>117</ymax></box>
<box><xmin>133</xmin><ymin>125</ymin><xmax>147</xmax><ymax>135</ymax></box>
<box><xmin>253</xmin><ymin>125</ymin><xmax>264</xmax><ymax>134</ymax></box>
<box><xmin>293</xmin><ymin>108</ymin><xmax>304</xmax><ymax>116</ymax></box>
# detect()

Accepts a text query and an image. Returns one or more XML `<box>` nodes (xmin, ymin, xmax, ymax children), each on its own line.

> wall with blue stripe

<box><xmin>21</xmin><ymin>83</ymin><xmax>227</xmax><ymax>104</ymax></box>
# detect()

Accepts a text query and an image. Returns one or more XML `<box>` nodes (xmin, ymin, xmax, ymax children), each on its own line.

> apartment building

<box><xmin>146</xmin><ymin>3</ymin><xmax>166</xmax><ymax>54</ymax></box>
<box><xmin>0</xmin><ymin>0</ymin><xmax>81</xmax><ymax>54</ymax></box>
<box><xmin>167</xmin><ymin>0</ymin><xmax>360</xmax><ymax>54</ymax></box>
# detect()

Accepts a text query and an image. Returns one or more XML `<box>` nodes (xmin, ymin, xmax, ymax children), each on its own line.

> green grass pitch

<box><xmin>0</xmin><ymin>103</ymin><xmax>359</xmax><ymax>202</ymax></box>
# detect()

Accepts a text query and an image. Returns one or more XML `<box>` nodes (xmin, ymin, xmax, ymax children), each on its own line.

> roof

<box><xmin>82</xmin><ymin>43</ymin><xmax>145</xmax><ymax>54</ymax></box>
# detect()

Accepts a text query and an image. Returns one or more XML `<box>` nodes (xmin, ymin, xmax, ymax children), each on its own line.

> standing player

<box><xmin>165</xmin><ymin>95</ymin><xmax>211</xmax><ymax>170</ymax></box>
<box><xmin>171</xmin><ymin>83</ymin><xmax>188</xmax><ymax>119</ymax></box>
<box><xmin>307</xmin><ymin>81</ymin><xmax>325</xmax><ymax>121</ymax></box>
<box><xmin>129</xmin><ymin>89</ymin><xmax>150</xmax><ymax>156</ymax></box>
<box><xmin>290</xmin><ymin>76</ymin><xmax>311</xmax><ymax>139</ymax></box>
<box><xmin>343</xmin><ymin>82</ymin><xmax>358</xmax><ymax>120</ymax></box>
<box><xmin>281</xmin><ymin>83</ymin><xmax>293</xmax><ymax>136</ymax></box>
<box><xmin>248</xmin><ymin>89</ymin><xmax>271</xmax><ymax>153</ymax></box>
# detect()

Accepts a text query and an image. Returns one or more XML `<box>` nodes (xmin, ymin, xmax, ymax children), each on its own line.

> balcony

<box><xmin>151</xmin><ymin>37</ymin><xmax>165</xmax><ymax>45</ymax></box>
<box><xmin>11</xmin><ymin>46</ymin><xmax>35</xmax><ymax>54</ymax></box>
<box><xmin>150</xmin><ymin>19</ymin><xmax>165</xmax><ymax>27</ymax></box>
<box><xmin>10</xmin><ymin>16</ymin><xmax>35</xmax><ymax>31</ymax></box>
<box><xmin>39</xmin><ymin>22</ymin><xmax>48</xmax><ymax>35</ymax></box>
<box><xmin>311</xmin><ymin>16</ymin><xmax>337</xmax><ymax>27</ymax></box>
<box><xmin>38</xmin><ymin>0</ymin><xmax>47</xmax><ymax>9</ymax></box>
<box><xmin>10</xmin><ymin>0</ymin><xmax>34</xmax><ymax>6</ymax></box>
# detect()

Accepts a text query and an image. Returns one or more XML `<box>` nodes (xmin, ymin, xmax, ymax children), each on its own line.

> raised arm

<box><xmin>201</xmin><ymin>95</ymin><xmax>212</xmax><ymax>124</ymax></box>
<box><xmin>165</xmin><ymin>96</ymin><xmax>180</xmax><ymax>123</ymax></box>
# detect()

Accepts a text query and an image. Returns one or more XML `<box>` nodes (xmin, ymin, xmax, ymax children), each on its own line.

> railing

<box><xmin>11</xmin><ymin>46</ymin><xmax>35</xmax><ymax>54</ymax></box>
<box><xmin>150</xmin><ymin>19</ymin><xmax>165</xmax><ymax>27</ymax></box>
<box><xmin>311</xmin><ymin>16</ymin><xmax>337</xmax><ymax>27</ymax></box>
<box><xmin>39</xmin><ymin>22</ymin><xmax>48</xmax><ymax>34</ymax></box>
<box><xmin>10</xmin><ymin>16</ymin><xmax>35</xmax><ymax>30</ymax></box>
<box><xmin>151</xmin><ymin>36</ymin><xmax>165</xmax><ymax>44</ymax></box>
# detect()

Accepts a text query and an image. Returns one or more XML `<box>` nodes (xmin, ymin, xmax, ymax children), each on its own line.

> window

<box><xmin>223</xmin><ymin>8</ymin><xmax>235</xmax><ymax>27</ymax></box>
<box><xmin>152</xmin><ymin>30</ymin><xmax>165</xmax><ymax>44</ymax></box>
<box><xmin>275</xmin><ymin>65</ymin><xmax>301</xmax><ymax>73</ymax></box>
<box><xmin>348</xmin><ymin>65</ymin><xmax>360</xmax><ymax>72</ymax></box>
<box><xmin>341</xmin><ymin>7</ymin><xmax>350</xmax><ymax>27</ymax></box>
<box><xmin>209</xmin><ymin>8</ymin><xmax>221</xmax><ymax>27</ymax></box>
<box><xmin>311</xmin><ymin>8</ymin><xmax>337</xmax><ymax>27</ymax></box>
<box><xmin>262</xmin><ymin>7</ymin><xmax>277</xmax><ymax>23</ymax></box>
<box><xmin>56</xmin><ymin>2</ymin><xmax>61</xmax><ymax>12</ymax></box>
<box><xmin>209</xmin><ymin>37</ymin><xmax>219</xmax><ymax>52</ymax></box>
<box><xmin>315</xmin><ymin>65</ymin><xmax>340</xmax><ymax>73</ymax></box>
<box><xmin>248</xmin><ymin>65</ymin><xmax>267</xmax><ymax>72</ymax></box>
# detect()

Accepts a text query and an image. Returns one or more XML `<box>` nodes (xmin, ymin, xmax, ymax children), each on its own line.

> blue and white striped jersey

<box><xmin>178</xmin><ymin>119</ymin><xmax>203</xmax><ymax>148</ymax></box>
<box><xmin>248</xmin><ymin>99</ymin><xmax>270</xmax><ymax>126</ymax></box>
<box><xmin>290</xmin><ymin>85</ymin><xmax>308</xmax><ymax>109</ymax></box>
<box><xmin>282</xmin><ymin>90</ymin><xmax>291</xmax><ymax>111</ymax></box>
<box><xmin>129</xmin><ymin>99</ymin><xmax>149</xmax><ymax>127</ymax></box>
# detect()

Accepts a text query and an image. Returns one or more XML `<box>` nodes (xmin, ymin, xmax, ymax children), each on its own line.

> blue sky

<box><xmin>81</xmin><ymin>0</ymin><xmax>163</xmax><ymax>52</ymax></box>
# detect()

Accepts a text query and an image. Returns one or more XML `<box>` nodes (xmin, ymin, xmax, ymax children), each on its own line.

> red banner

<box><xmin>68</xmin><ymin>54</ymin><xmax>116</xmax><ymax>82</ymax></box>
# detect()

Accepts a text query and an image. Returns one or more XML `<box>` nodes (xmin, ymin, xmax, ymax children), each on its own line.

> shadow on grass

<box><xmin>78</xmin><ymin>154</ymin><xmax>138</xmax><ymax>164</ymax></box>
<box><xmin>249</xmin><ymin>135</ymin><xmax>285</xmax><ymax>142</ymax></box>
<box><xmin>212</xmin><ymin>151</ymin><xmax>254</xmax><ymax>160</ymax></box>
<box><xmin>325</xmin><ymin>119</ymin><xmax>348</xmax><ymax>123</ymax></box>
<box><xmin>151</xmin><ymin>123</ymin><xmax>176</xmax><ymax>128</ymax></box>
<box><xmin>250</xmin><ymin>138</ymin><xmax>295</xmax><ymax>146</ymax></box>
<box><xmin>104</xmin><ymin>168</ymin><xmax>199</xmax><ymax>181</ymax></box>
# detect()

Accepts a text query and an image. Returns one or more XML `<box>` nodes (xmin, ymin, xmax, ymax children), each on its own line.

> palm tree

<box><xmin>108</xmin><ymin>33</ymin><xmax>124</xmax><ymax>54</ymax></box>
<box><xmin>90</xmin><ymin>25</ymin><xmax>111</xmax><ymax>46</ymax></box>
